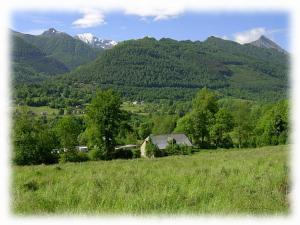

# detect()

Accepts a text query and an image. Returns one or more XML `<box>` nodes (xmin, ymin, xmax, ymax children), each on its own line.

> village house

<box><xmin>140</xmin><ymin>133</ymin><xmax>192</xmax><ymax>157</ymax></box>
<box><xmin>76</xmin><ymin>146</ymin><xmax>88</xmax><ymax>152</ymax></box>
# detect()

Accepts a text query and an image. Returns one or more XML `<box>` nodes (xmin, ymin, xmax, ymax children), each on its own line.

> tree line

<box><xmin>12</xmin><ymin>88</ymin><xmax>289</xmax><ymax>165</ymax></box>
<box><xmin>175</xmin><ymin>88</ymin><xmax>288</xmax><ymax>148</ymax></box>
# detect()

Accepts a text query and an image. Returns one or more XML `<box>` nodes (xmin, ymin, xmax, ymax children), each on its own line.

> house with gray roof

<box><xmin>140</xmin><ymin>133</ymin><xmax>192</xmax><ymax>157</ymax></box>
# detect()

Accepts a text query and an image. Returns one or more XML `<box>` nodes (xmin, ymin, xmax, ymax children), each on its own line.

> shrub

<box><xmin>220</xmin><ymin>135</ymin><xmax>234</xmax><ymax>149</ymax></box>
<box><xmin>278</xmin><ymin>131</ymin><xmax>288</xmax><ymax>144</ymax></box>
<box><xmin>132</xmin><ymin>148</ymin><xmax>141</xmax><ymax>158</ymax></box>
<box><xmin>113</xmin><ymin>148</ymin><xmax>133</xmax><ymax>159</ymax></box>
<box><xmin>154</xmin><ymin>148</ymin><xmax>165</xmax><ymax>157</ymax></box>
<box><xmin>23</xmin><ymin>180</ymin><xmax>39</xmax><ymax>192</ymax></box>
<box><xmin>88</xmin><ymin>146</ymin><xmax>105</xmax><ymax>161</ymax></box>
<box><xmin>58</xmin><ymin>108</ymin><xmax>64</xmax><ymax>115</ymax></box>
<box><xmin>77</xmin><ymin>152</ymin><xmax>89</xmax><ymax>162</ymax></box>
<box><xmin>165</xmin><ymin>143</ymin><xmax>191</xmax><ymax>156</ymax></box>
<box><xmin>145</xmin><ymin>141</ymin><xmax>161</xmax><ymax>158</ymax></box>
<box><xmin>180</xmin><ymin>144</ymin><xmax>192</xmax><ymax>155</ymax></box>
<box><xmin>13</xmin><ymin>109</ymin><xmax>59</xmax><ymax>165</ymax></box>
<box><xmin>59</xmin><ymin>150</ymin><xmax>89</xmax><ymax>163</ymax></box>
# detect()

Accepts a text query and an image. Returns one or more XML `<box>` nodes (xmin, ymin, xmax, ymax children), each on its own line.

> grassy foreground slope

<box><xmin>12</xmin><ymin>145</ymin><xmax>289</xmax><ymax>215</ymax></box>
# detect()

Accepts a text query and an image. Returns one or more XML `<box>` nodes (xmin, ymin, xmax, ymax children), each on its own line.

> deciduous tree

<box><xmin>84</xmin><ymin>89</ymin><xmax>126</xmax><ymax>159</ymax></box>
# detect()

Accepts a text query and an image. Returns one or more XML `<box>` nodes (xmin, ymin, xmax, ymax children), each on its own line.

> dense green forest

<box><xmin>12</xmin><ymin>35</ymin><xmax>69</xmax><ymax>84</ymax></box>
<box><xmin>12</xmin><ymin>35</ymin><xmax>289</xmax><ymax>109</ymax></box>
<box><xmin>63</xmin><ymin>36</ymin><xmax>288</xmax><ymax>101</ymax></box>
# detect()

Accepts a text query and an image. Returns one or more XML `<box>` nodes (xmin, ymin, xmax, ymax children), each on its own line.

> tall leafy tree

<box><xmin>175</xmin><ymin>88</ymin><xmax>218</xmax><ymax>148</ymax></box>
<box><xmin>256</xmin><ymin>100</ymin><xmax>289</xmax><ymax>146</ymax></box>
<box><xmin>83</xmin><ymin>89</ymin><xmax>126</xmax><ymax>159</ymax></box>
<box><xmin>13</xmin><ymin>108</ymin><xmax>58</xmax><ymax>165</ymax></box>
<box><xmin>192</xmin><ymin>88</ymin><xmax>218</xmax><ymax>147</ymax></box>
<box><xmin>151</xmin><ymin>115</ymin><xmax>177</xmax><ymax>135</ymax></box>
<box><xmin>138</xmin><ymin>122</ymin><xmax>153</xmax><ymax>139</ymax></box>
<box><xmin>210</xmin><ymin>108</ymin><xmax>234</xmax><ymax>148</ymax></box>
<box><xmin>232</xmin><ymin>102</ymin><xmax>254</xmax><ymax>148</ymax></box>
<box><xmin>192</xmin><ymin>87</ymin><xmax>219</xmax><ymax>114</ymax></box>
<box><xmin>55</xmin><ymin>116</ymin><xmax>83</xmax><ymax>150</ymax></box>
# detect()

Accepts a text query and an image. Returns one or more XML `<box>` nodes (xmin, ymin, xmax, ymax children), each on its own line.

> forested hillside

<box><xmin>12</xmin><ymin>29</ymin><xmax>102</xmax><ymax>70</ymax></box>
<box><xmin>62</xmin><ymin>36</ymin><xmax>289</xmax><ymax>102</ymax></box>
<box><xmin>12</xmin><ymin>35</ymin><xmax>69</xmax><ymax>84</ymax></box>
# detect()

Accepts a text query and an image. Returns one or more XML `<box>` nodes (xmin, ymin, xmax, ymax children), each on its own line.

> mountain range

<box><xmin>11</xmin><ymin>28</ymin><xmax>289</xmax><ymax>103</ymax></box>
<box><xmin>12</xmin><ymin>28</ymin><xmax>103</xmax><ymax>70</ymax></box>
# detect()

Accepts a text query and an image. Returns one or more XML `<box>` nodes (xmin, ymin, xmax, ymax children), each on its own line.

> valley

<box><xmin>10</xmin><ymin>26</ymin><xmax>290</xmax><ymax>215</ymax></box>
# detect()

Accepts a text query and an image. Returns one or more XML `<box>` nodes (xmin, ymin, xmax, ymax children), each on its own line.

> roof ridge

<box><xmin>151</xmin><ymin>133</ymin><xmax>186</xmax><ymax>137</ymax></box>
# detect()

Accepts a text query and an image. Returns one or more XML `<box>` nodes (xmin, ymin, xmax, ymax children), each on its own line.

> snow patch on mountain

<box><xmin>75</xmin><ymin>33</ymin><xmax>118</xmax><ymax>49</ymax></box>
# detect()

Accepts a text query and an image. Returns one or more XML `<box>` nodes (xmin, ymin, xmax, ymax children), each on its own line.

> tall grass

<box><xmin>12</xmin><ymin>145</ymin><xmax>289</xmax><ymax>215</ymax></box>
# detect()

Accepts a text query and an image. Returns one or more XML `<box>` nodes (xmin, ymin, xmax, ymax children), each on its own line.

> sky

<box><xmin>11</xmin><ymin>10</ymin><xmax>289</xmax><ymax>50</ymax></box>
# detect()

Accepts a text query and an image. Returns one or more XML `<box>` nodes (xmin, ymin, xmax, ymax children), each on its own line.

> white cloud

<box><xmin>234</xmin><ymin>27</ymin><xmax>267</xmax><ymax>44</ymax></box>
<box><xmin>233</xmin><ymin>27</ymin><xmax>287</xmax><ymax>44</ymax></box>
<box><xmin>72</xmin><ymin>9</ymin><xmax>106</xmax><ymax>28</ymax></box>
<box><xmin>123</xmin><ymin>4</ymin><xmax>184</xmax><ymax>21</ymax></box>
<box><xmin>71</xmin><ymin>4</ymin><xmax>183</xmax><ymax>28</ymax></box>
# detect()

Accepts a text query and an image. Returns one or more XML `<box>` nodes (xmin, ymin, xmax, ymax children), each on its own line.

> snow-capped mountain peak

<box><xmin>74</xmin><ymin>33</ymin><xmax>118</xmax><ymax>49</ymax></box>
<box><xmin>75</xmin><ymin>33</ymin><xmax>94</xmax><ymax>44</ymax></box>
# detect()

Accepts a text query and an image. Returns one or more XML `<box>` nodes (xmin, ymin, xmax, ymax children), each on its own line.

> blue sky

<box><xmin>11</xmin><ymin>10</ymin><xmax>289</xmax><ymax>50</ymax></box>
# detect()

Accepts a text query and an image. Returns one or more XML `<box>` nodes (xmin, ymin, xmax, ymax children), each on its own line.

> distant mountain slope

<box><xmin>249</xmin><ymin>35</ymin><xmax>287</xmax><ymax>54</ymax></box>
<box><xmin>74</xmin><ymin>33</ymin><xmax>118</xmax><ymax>49</ymax></box>
<box><xmin>62</xmin><ymin>36</ymin><xmax>288</xmax><ymax>102</ymax></box>
<box><xmin>13</xmin><ymin>28</ymin><xmax>103</xmax><ymax>69</ymax></box>
<box><xmin>12</xmin><ymin>35</ymin><xmax>69</xmax><ymax>83</ymax></box>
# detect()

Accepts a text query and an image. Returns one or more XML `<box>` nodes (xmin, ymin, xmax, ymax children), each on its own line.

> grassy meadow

<box><xmin>13</xmin><ymin>106</ymin><xmax>59</xmax><ymax>115</ymax></box>
<box><xmin>12</xmin><ymin>145</ymin><xmax>289</xmax><ymax>215</ymax></box>
<box><xmin>121</xmin><ymin>101</ymin><xmax>148</xmax><ymax>115</ymax></box>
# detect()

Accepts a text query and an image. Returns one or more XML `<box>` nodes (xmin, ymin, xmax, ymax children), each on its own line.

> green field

<box><xmin>121</xmin><ymin>101</ymin><xmax>148</xmax><ymax>115</ymax></box>
<box><xmin>12</xmin><ymin>145</ymin><xmax>289</xmax><ymax>215</ymax></box>
<box><xmin>13</xmin><ymin>106</ymin><xmax>59</xmax><ymax>115</ymax></box>
<box><xmin>13</xmin><ymin>102</ymin><xmax>146</xmax><ymax>116</ymax></box>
